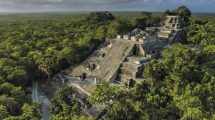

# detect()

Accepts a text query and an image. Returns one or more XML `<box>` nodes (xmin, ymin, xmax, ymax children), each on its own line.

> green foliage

<box><xmin>1</xmin><ymin>10</ymin><xmax>214</xmax><ymax>120</ymax></box>
<box><xmin>86</xmin><ymin>11</ymin><xmax>115</xmax><ymax>23</ymax></box>
<box><xmin>165</xmin><ymin>6</ymin><xmax>191</xmax><ymax>22</ymax></box>
<box><xmin>176</xmin><ymin>6</ymin><xmax>191</xmax><ymax>18</ymax></box>
<box><xmin>90</xmin><ymin>41</ymin><xmax>215</xmax><ymax>119</ymax></box>
<box><xmin>72</xmin><ymin>115</ymin><xmax>95</xmax><ymax>120</ymax></box>
<box><xmin>19</xmin><ymin>103</ymin><xmax>41</xmax><ymax>120</ymax></box>
<box><xmin>0</xmin><ymin>12</ymin><xmax>116</xmax><ymax>83</ymax></box>
<box><xmin>3</xmin><ymin>104</ymin><xmax>41</xmax><ymax>120</ymax></box>
<box><xmin>107</xmin><ymin>20</ymin><xmax>132</xmax><ymax>38</ymax></box>
<box><xmin>50</xmin><ymin>87</ymin><xmax>87</xmax><ymax>120</ymax></box>
<box><xmin>0</xmin><ymin>83</ymin><xmax>27</xmax><ymax>105</ymax></box>
<box><xmin>2</xmin><ymin>11</ymin><xmax>161</xmax><ymax>119</ymax></box>
<box><xmin>90</xmin><ymin>82</ymin><xmax>144</xmax><ymax>120</ymax></box>
<box><xmin>188</xmin><ymin>19</ymin><xmax>215</xmax><ymax>47</ymax></box>
<box><xmin>0</xmin><ymin>12</ymin><xmax>122</xmax><ymax>119</ymax></box>
<box><xmin>144</xmin><ymin>60</ymin><xmax>167</xmax><ymax>83</ymax></box>
<box><xmin>0</xmin><ymin>105</ymin><xmax>9</xmax><ymax>119</ymax></box>
<box><xmin>130</xmin><ymin>12</ymin><xmax>163</xmax><ymax>30</ymax></box>
<box><xmin>165</xmin><ymin>6</ymin><xmax>191</xmax><ymax>17</ymax></box>
<box><xmin>89</xmin><ymin>81</ymin><xmax>122</xmax><ymax>105</ymax></box>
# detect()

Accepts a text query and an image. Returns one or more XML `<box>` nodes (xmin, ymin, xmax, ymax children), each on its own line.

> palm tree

<box><xmin>38</xmin><ymin>60</ymin><xmax>52</xmax><ymax>80</ymax></box>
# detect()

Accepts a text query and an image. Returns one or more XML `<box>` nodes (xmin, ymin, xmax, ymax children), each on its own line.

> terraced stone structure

<box><xmin>66</xmin><ymin>15</ymin><xmax>184</xmax><ymax>91</ymax></box>
<box><xmin>61</xmin><ymin>15</ymin><xmax>186</xmax><ymax>117</ymax></box>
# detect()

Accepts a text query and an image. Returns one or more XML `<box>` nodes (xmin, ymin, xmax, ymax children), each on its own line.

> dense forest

<box><xmin>0</xmin><ymin>10</ymin><xmax>163</xmax><ymax>119</ymax></box>
<box><xmin>0</xmin><ymin>6</ymin><xmax>214</xmax><ymax>120</ymax></box>
<box><xmin>50</xmin><ymin>6</ymin><xmax>215</xmax><ymax>120</ymax></box>
<box><xmin>87</xmin><ymin>10</ymin><xmax>215</xmax><ymax>120</ymax></box>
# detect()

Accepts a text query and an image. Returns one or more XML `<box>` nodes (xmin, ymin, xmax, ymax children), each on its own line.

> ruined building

<box><xmin>157</xmin><ymin>15</ymin><xmax>185</xmax><ymax>39</ymax></box>
<box><xmin>59</xmin><ymin>15</ymin><xmax>186</xmax><ymax>117</ymax></box>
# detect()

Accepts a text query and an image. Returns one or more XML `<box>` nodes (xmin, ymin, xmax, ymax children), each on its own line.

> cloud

<box><xmin>0</xmin><ymin>0</ymin><xmax>214</xmax><ymax>12</ymax></box>
<box><xmin>0</xmin><ymin>0</ymin><xmax>140</xmax><ymax>6</ymax></box>
<box><xmin>0</xmin><ymin>0</ymin><xmax>144</xmax><ymax>11</ymax></box>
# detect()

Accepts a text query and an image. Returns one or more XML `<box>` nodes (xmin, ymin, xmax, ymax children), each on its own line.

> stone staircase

<box><xmin>118</xmin><ymin>61</ymin><xmax>140</xmax><ymax>82</ymax></box>
<box><xmin>118</xmin><ymin>56</ymin><xmax>151</xmax><ymax>82</ymax></box>
<box><xmin>93</xmin><ymin>39</ymin><xmax>135</xmax><ymax>82</ymax></box>
<box><xmin>80</xmin><ymin>105</ymin><xmax>105</xmax><ymax>117</ymax></box>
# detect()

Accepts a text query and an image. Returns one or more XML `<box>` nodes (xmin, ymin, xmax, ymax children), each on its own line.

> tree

<box><xmin>0</xmin><ymin>105</ymin><xmax>9</xmax><ymax>119</ymax></box>
<box><xmin>0</xmin><ymin>95</ymin><xmax>19</xmax><ymax>115</ymax></box>
<box><xmin>200</xmin><ymin>22</ymin><xmax>215</xmax><ymax>46</ymax></box>
<box><xmin>165</xmin><ymin>6</ymin><xmax>191</xmax><ymax>22</ymax></box>
<box><xmin>19</xmin><ymin>103</ymin><xmax>41</xmax><ymax>120</ymax></box>
<box><xmin>130</xmin><ymin>17</ymin><xmax>147</xmax><ymax>30</ymax></box>
<box><xmin>108</xmin><ymin>20</ymin><xmax>131</xmax><ymax>38</ymax></box>
<box><xmin>141</xmin><ymin>11</ymin><xmax>152</xmax><ymax>18</ymax></box>
<box><xmin>86</xmin><ymin>12</ymin><xmax>115</xmax><ymax>23</ymax></box>
<box><xmin>181</xmin><ymin>108</ymin><xmax>204</xmax><ymax>120</ymax></box>
<box><xmin>144</xmin><ymin>60</ymin><xmax>167</xmax><ymax>85</ymax></box>
<box><xmin>89</xmin><ymin>81</ymin><xmax>145</xmax><ymax>120</ymax></box>
<box><xmin>50</xmin><ymin>87</ymin><xmax>83</xmax><ymax>120</ymax></box>
<box><xmin>176</xmin><ymin>6</ymin><xmax>191</xmax><ymax>17</ymax></box>
<box><xmin>188</xmin><ymin>20</ymin><xmax>215</xmax><ymax>47</ymax></box>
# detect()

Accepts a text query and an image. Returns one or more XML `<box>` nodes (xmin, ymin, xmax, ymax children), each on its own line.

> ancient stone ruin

<box><xmin>59</xmin><ymin>15</ymin><xmax>186</xmax><ymax>117</ymax></box>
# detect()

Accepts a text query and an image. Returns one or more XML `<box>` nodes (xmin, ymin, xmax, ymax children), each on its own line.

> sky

<box><xmin>0</xmin><ymin>0</ymin><xmax>214</xmax><ymax>13</ymax></box>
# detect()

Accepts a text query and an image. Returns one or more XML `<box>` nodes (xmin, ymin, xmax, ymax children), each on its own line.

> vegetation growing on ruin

<box><xmin>90</xmin><ymin>42</ymin><xmax>215</xmax><ymax>120</ymax></box>
<box><xmin>87</xmin><ymin>7</ymin><xmax>215</xmax><ymax>120</ymax></box>
<box><xmin>0</xmin><ymin>11</ymin><xmax>163</xmax><ymax>119</ymax></box>
<box><xmin>89</xmin><ymin>20</ymin><xmax>215</xmax><ymax>120</ymax></box>
<box><xmin>0</xmin><ymin>5</ymin><xmax>214</xmax><ymax>120</ymax></box>
<box><xmin>48</xmin><ymin>6</ymin><xmax>215</xmax><ymax>120</ymax></box>
<box><xmin>165</xmin><ymin>6</ymin><xmax>191</xmax><ymax>22</ymax></box>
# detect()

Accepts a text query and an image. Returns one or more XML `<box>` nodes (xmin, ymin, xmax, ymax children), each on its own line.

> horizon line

<box><xmin>0</xmin><ymin>10</ymin><xmax>215</xmax><ymax>14</ymax></box>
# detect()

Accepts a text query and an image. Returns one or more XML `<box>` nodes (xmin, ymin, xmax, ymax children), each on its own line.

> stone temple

<box><xmin>57</xmin><ymin>15</ymin><xmax>186</xmax><ymax>117</ymax></box>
